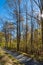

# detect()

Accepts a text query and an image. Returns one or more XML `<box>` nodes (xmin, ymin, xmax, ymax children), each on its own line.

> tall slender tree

<box><xmin>7</xmin><ymin>0</ymin><xmax>24</xmax><ymax>51</ymax></box>
<box><xmin>40</xmin><ymin>0</ymin><xmax>43</xmax><ymax>51</ymax></box>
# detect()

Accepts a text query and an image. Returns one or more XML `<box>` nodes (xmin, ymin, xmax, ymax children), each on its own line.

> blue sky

<box><xmin>0</xmin><ymin>0</ymin><xmax>6</xmax><ymax>30</ymax></box>
<box><xmin>0</xmin><ymin>0</ymin><xmax>13</xmax><ymax>20</ymax></box>
<box><xmin>0</xmin><ymin>0</ymin><xmax>39</xmax><ymax>21</ymax></box>
<box><xmin>0</xmin><ymin>0</ymin><xmax>30</xmax><ymax>24</ymax></box>
<box><xmin>0</xmin><ymin>0</ymin><xmax>40</xmax><ymax>31</ymax></box>
<box><xmin>0</xmin><ymin>0</ymin><xmax>6</xmax><ymax>17</ymax></box>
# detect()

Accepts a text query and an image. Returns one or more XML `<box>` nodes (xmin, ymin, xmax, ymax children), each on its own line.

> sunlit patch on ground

<box><xmin>0</xmin><ymin>48</ymin><xmax>24</xmax><ymax>65</ymax></box>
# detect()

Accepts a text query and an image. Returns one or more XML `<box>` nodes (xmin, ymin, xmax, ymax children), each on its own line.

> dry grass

<box><xmin>0</xmin><ymin>48</ymin><xmax>24</xmax><ymax>65</ymax></box>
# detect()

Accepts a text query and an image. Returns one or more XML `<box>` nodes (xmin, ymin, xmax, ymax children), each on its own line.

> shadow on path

<box><xmin>3</xmin><ymin>48</ymin><xmax>43</xmax><ymax>65</ymax></box>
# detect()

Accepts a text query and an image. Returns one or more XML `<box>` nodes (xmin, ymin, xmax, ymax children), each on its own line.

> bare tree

<box><xmin>40</xmin><ymin>0</ymin><xmax>43</xmax><ymax>51</ymax></box>
<box><xmin>6</xmin><ymin>0</ymin><xmax>24</xmax><ymax>51</ymax></box>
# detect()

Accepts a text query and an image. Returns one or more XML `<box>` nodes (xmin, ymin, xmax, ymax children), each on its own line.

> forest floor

<box><xmin>0</xmin><ymin>47</ymin><xmax>24</xmax><ymax>65</ymax></box>
<box><xmin>0</xmin><ymin>47</ymin><xmax>43</xmax><ymax>65</ymax></box>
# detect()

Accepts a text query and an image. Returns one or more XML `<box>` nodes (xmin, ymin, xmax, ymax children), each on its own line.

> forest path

<box><xmin>3</xmin><ymin>48</ymin><xmax>43</xmax><ymax>65</ymax></box>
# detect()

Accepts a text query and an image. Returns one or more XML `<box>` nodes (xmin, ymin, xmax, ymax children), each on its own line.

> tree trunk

<box><xmin>40</xmin><ymin>0</ymin><xmax>43</xmax><ymax>51</ymax></box>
